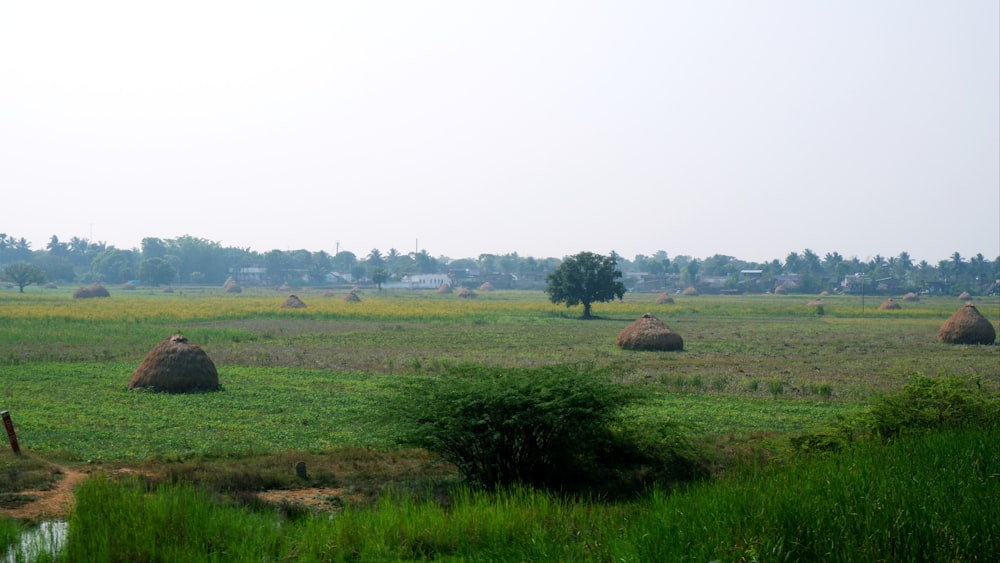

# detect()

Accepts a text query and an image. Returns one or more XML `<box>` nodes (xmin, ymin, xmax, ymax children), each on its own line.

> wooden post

<box><xmin>2</xmin><ymin>411</ymin><xmax>21</xmax><ymax>455</ymax></box>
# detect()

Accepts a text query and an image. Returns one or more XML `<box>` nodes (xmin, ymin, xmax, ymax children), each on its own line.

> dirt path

<box><xmin>1</xmin><ymin>465</ymin><xmax>88</xmax><ymax>521</ymax></box>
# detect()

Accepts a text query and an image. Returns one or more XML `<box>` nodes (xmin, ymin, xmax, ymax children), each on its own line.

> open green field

<box><xmin>1</xmin><ymin>287</ymin><xmax>998</xmax><ymax>560</ymax></box>
<box><xmin>1</xmin><ymin>287</ymin><xmax>998</xmax><ymax>462</ymax></box>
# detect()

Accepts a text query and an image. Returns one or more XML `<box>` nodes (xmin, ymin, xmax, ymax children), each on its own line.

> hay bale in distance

<box><xmin>879</xmin><ymin>299</ymin><xmax>902</xmax><ymax>310</ymax></box>
<box><xmin>72</xmin><ymin>284</ymin><xmax>110</xmax><ymax>299</ymax></box>
<box><xmin>342</xmin><ymin>291</ymin><xmax>361</xmax><ymax>303</ymax></box>
<box><xmin>127</xmin><ymin>334</ymin><xmax>219</xmax><ymax>392</ymax></box>
<box><xmin>436</xmin><ymin>283</ymin><xmax>453</xmax><ymax>294</ymax></box>
<box><xmin>937</xmin><ymin>303</ymin><xmax>996</xmax><ymax>345</ymax></box>
<box><xmin>774</xmin><ymin>285</ymin><xmax>788</xmax><ymax>295</ymax></box>
<box><xmin>162</xmin><ymin>286</ymin><xmax>174</xmax><ymax>294</ymax></box>
<box><xmin>681</xmin><ymin>286</ymin><xmax>699</xmax><ymax>296</ymax></box>
<box><xmin>281</xmin><ymin>294</ymin><xmax>307</xmax><ymax>308</ymax></box>
<box><xmin>958</xmin><ymin>291</ymin><xmax>972</xmax><ymax>300</ymax></box>
<box><xmin>223</xmin><ymin>277</ymin><xmax>242</xmax><ymax>293</ymax></box>
<box><xmin>616</xmin><ymin>313</ymin><xmax>684</xmax><ymax>351</ymax></box>
<box><xmin>655</xmin><ymin>293</ymin><xmax>674</xmax><ymax>304</ymax></box>
<box><xmin>902</xmin><ymin>292</ymin><xmax>919</xmax><ymax>302</ymax></box>
<box><xmin>478</xmin><ymin>282</ymin><xmax>495</xmax><ymax>292</ymax></box>
<box><xmin>457</xmin><ymin>287</ymin><xmax>477</xmax><ymax>298</ymax></box>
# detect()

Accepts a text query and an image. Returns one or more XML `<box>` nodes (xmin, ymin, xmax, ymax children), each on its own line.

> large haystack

<box><xmin>902</xmin><ymin>292</ymin><xmax>919</xmax><ymax>302</ymax></box>
<box><xmin>655</xmin><ymin>293</ymin><xmax>674</xmax><ymax>304</ymax></box>
<box><xmin>72</xmin><ymin>284</ymin><xmax>110</xmax><ymax>299</ymax></box>
<box><xmin>773</xmin><ymin>285</ymin><xmax>788</xmax><ymax>295</ymax></box>
<box><xmin>281</xmin><ymin>294</ymin><xmax>307</xmax><ymax>308</ymax></box>
<box><xmin>458</xmin><ymin>287</ymin><xmax>477</xmax><ymax>298</ymax></box>
<box><xmin>958</xmin><ymin>291</ymin><xmax>972</xmax><ymax>301</ymax></box>
<box><xmin>681</xmin><ymin>286</ymin><xmax>699</xmax><ymax>296</ymax></box>
<box><xmin>478</xmin><ymin>282</ymin><xmax>495</xmax><ymax>292</ymax></box>
<box><xmin>616</xmin><ymin>313</ymin><xmax>684</xmax><ymax>351</ymax></box>
<box><xmin>127</xmin><ymin>334</ymin><xmax>219</xmax><ymax>392</ymax></box>
<box><xmin>436</xmin><ymin>283</ymin><xmax>453</xmax><ymax>294</ymax></box>
<box><xmin>342</xmin><ymin>291</ymin><xmax>361</xmax><ymax>302</ymax></box>
<box><xmin>937</xmin><ymin>303</ymin><xmax>996</xmax><ymax>345</ymax></box>
<box><xmin>879</xmin><ymin>298</ymin><xmax>901</xmax><ymax>310</ymax></box>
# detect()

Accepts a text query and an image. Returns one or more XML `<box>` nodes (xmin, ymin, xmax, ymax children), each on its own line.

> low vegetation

<box><xmin>0</xmin><ymin>288</ymin><xmax>997</xmax><ymax>560</ymax></box>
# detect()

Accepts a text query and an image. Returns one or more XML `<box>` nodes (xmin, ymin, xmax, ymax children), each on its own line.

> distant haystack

<box><xmin>902</xmin><ymin>292</ymin><xmax>919</xmax><ymax>302</ymax></box>
<box><xmin>436</xmin><ymin>283</ymin><xmax>453</xmax><ymax>294</ymax></box>
<box><xmin>342</xmin><ymin>291</ymin><xmax>361</xmax><ymax>303</ymax></box>
<box><xmin>457</xmin><ymin>287</ymin><xmax>477</xmax><ymax>298</ymax></box>
<box><xmin>162</xmin><ymin>286</ymin><xmax>174</xmax><ymax>293</ymax></box>
<box><xmin>121</xmin><ymin>282</ymin><xmax>137</xmax><ymax>290</ymax></box>
<box><xmin>818</xmin><ymin>291</ymin><xmax>830</xmax><ymax>297</ymax></box>
<box><xmin>807</xmin><ymin>299</ymin><xmax>824</xmax><ymax>307</ymax></box>
<box><xmin>281</xmin><ymin>294</ymin><xmax>307</xmax><ymax>308</ymax></box>
<box><xmin>958</xmin><ymin>291</ymin><xmax>972</xmax><ymax>301</ymax></box>
<box><xmin>937</xmin><ymin>303</ymin><xmax>996</xmax><ymax>345</ymax></box>
<box><xmin>223</xmin><ymin>277</ymin><xmax>242</xmax><ymax>293</ymax></box>
<box><xmin>879</xmin><ymin>298</ymin><xmax>902</xmax><ymax>310</ymax></box>
<box><xmin>73</xmin><ymin>284</ymin><xmax>110</xmax><ymax>299</ymax></box>
<box><xmin>127</xmin><ymin>334</ymin><xmax>219</xmax><ymax>393</ymax></box>
<box><xmin>655</xmin><ymin>293</ymin><xmax>674</xmax><ymax>304</ymax></box>
<box><xmin>774</xmin><ymin>285</ymin><xmax>788</xmax><ymax>295</ymax></box>
<box><xmin>478</xmin><ymin>282</ymin><xmax>495</xmax><ymax>292</ymax></box>
<box><xmin>616</xmin><ymin>313</ymin><xmax>684</xmax><ymax>351</ymax></box>
<box><xmin>44</xmin><ymin>282</ymin><xmax>58</xmax><ymax>289</ymax></box>
<box><xmin>681</xmin><ymin>286</ymin><xmax>699</xmax><ymax>296</ymax></box>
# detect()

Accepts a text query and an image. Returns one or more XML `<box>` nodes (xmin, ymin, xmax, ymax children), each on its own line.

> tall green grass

<box><xmin>61</xmin><ymin>425</ymin><xmax>998</xmax><ymax>561</ymax></box>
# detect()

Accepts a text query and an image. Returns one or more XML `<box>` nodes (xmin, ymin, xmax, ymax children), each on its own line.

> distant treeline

<box><xmin>0</xmin><ymin>232</ymin><xmax>997</xmax><ymax>296</ymax></box>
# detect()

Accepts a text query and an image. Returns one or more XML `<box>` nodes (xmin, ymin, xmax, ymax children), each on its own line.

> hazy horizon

<box><xmin>2</xmin><ymin>2</ymin><xmax>998</xmax><ymax>264</ymax></box>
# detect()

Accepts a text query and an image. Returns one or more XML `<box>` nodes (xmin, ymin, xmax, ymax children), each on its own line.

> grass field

<box><xmin>1</xmin><ymin>286</ymin><xmax>998</xmax><ymax>560</ymax></box>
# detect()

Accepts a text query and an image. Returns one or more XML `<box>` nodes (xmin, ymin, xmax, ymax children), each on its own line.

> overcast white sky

<box><xmin>2</xmin><ymin>1</ymin><xmax>998</xmax><ymax>264</ymax></box>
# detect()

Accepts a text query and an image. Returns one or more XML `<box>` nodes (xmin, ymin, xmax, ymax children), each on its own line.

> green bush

<box><xmin>867</xmin><ymin>374</ymin><xmax>1000</xmax><ymax>439</ymax></box>
<box><xmin>390</xmin><ymin>364</ymin><xmax>703</xmax><ymax>492</ymax></box>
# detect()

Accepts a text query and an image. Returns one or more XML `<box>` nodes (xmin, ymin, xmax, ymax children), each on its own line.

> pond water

<box><xmin>5</xmin><ymin>520</ymin><xmax>67</xmax><ymax>563</ymax></box>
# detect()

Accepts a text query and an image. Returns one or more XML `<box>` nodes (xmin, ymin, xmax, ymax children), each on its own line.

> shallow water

<box><xmin>5</xmin><ymin>520</ymin><xmax>67</xmax><ymax>563</ymax></box>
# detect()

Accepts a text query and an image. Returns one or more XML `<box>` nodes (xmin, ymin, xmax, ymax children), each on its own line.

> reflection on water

<box><xmin>5</xmin><ymin>520</ymin><xmax>67</xmax><ymax>563</ymax></box>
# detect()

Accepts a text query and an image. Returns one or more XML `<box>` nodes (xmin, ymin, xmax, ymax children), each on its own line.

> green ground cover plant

<box><xmin>0</xmin><ymin>288</ymin><xmax>997</xmax><ymax>559</ymax></box>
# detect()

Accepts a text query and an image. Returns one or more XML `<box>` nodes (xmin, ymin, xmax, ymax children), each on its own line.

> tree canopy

<box><xmin>3</xmin><ymin>262</ymin><xmax>45</xmax><ymax>292</ymax></box>
<box><xmin>545</xmin><ymin>251</ymin><xmax>626</xmax><ymax>318</ymax></box>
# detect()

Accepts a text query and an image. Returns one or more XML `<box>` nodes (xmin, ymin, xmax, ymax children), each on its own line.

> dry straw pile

<box><xmin>478</xmin><ymin>282</ymin><xmax>495</xmax><ymax>292</ymax></box>
<box><xmin>879</xmin><ymin>299</ymin><xmax>902</xmax><ymax>310</ymax></box>
<box><xmin>223</xmin><ymin>277</ymin><xmax>242</xmax><ymax>293</ymax></box>
<box><xmin>937</xmin><ymin>303</ymin><xmax>996</xmax><ymax>345</ymax></box>
<box><xmin>436</xmin><ymin>283</ymin><xmax>453</xmax><ymax>294</ymax></box>
<box><xmin>281</xmin><ymin>294</ymin><xmax>307</xmax><ymax>308</ymax></box>
<box><xmin>681</xmin><ymin>286</ymin><xmax>699</xmax><ymax>296</ymax></box>
<box><xmin>655</xmin><ymin>293</ymin><xmax>674</xmax><ymax>304</ymax></box>
<box><xmin>72</xmin><ymin>284</ymin><xmax>110</xmax><ymax>299</ymax></box>
<box><xmin>458</xmin><ymin>287</ymin><xmax>477</xmax><ymax>299</ymax></box>
<box><xmin>616</xmin><ymin>313</ymin><xmax>684</xmax><ymax>351</ymax></box>
<box><xmin>342</xmin><ymin>291</ymin><xmax>361</xmax><ymax>303</ymax></box>
<box><xmin>902</xmin><ymin>292</ymin><xmax>920</xmax><ymax>302</ymax></box>
<box><xmin>127</xmin><ymin>334</ymin><xmax>220</xmax><ymax>393</ymax></box>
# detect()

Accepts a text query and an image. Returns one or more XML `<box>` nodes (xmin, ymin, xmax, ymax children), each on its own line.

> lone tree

<box><xmin>3</xmin><ymin>262</ymin><xmax>46</xmax><ymax>293</ymax></box>
<box><xmin>545</xmin><ymin>251</ymin><xmax>626</xmax><ymax>319</ymax></box>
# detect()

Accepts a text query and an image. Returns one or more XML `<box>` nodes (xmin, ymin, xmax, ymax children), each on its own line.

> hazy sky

<box><xmin>2</xmin><ymin>1</ymin><xmax>998</xmax><ymax>264</ymax></box>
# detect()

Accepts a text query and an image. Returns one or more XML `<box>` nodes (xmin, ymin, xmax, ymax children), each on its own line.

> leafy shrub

<box><xmin>390</xmin><ymin>364</ymin><xmax>704</xmax><ymax>492</ymax></box>
<box><xmin>867</xmin><ymin>374</ymin><xmax>1000</xmax><ymax>439</ymax></box>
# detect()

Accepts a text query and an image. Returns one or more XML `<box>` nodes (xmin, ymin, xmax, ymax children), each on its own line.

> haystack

<box><xmin>902</xmin><ymin>292</ymin><xmax>919</xmax><ymax>302</ymax></box>
<box><xmin>774</xmin><ymin>285</ymin><xmax>788</xmax><ymax>295</ymax></box>
<box><xmin>457</xmin><ymin>287</ymin><xmax>477</xmax><ymax>298</ymax></box>
<box><xmin>937</xmin><ymin>303</ymin><xmax>996</xmax><ymax>345</ymax></box>
<box><xmin>616</xmin><ymin>313</ymin><xmax>684</xmax><ymax>351</ymax></box>
<box><xmin>478</xmin><ymin>282</ymin><xmax>495</xmax><ymax>292</ymax></box>
<box><xmin>162</xmin><ymin>286</ymin><xmax>174</xmax><ymax>294</ymax></box>
<box><xmin>343</xmin><ymin>291</ymin><xmax>361</xmax><ymax>303</ymax></box>
<box><xmin>127</xmin><ymin>334</ymin><xmax>219</xmax><ymax>392</ymax></box>
<box><xmin>807</xmin><ymin>299</ymin><xmax>824</xmax><ymax>307</ymax></box>
<box><xmin>72</xmin><ymin>284</ymin><xmax>110</xmax><ymax>298</ymax></box>
<box><xmin>223</xmin><ymin>277</ymin><xmax>242</xmax><ymax>293</ymax></box>
<box><xmin>681</xmin><ymin>286</ymin><xmax>699</xmax><ymax>296</ymax></box>
<box><xmin>878</xmin><ymin>299</ymin><xmax>901</xmax><ymax>310</ymax></box>
<box><xmin>121</xmin><ymin>282</ymin><xmax>137</xmax><ymax>290</ymax></box>
<box><xmin>436</xmin><ymin>283</ymin><xmax>453</xmax><ymax>294</ymax></box>
<box><xmin>44</xmin><ymin>282</ymin><xmax>58</xmax><ymax>289</ymax></box>
<box><xmin>818</xmin><ymin>291</ymin><xmax>830</xmax><ymax>297</ymax></box>
<box><xmin>958</xmin><ymin>291</ymin><xmax>972</xmax><ymax>301</ymax></box>
<box><xmin>655</xmin><ymin>293</ymin><xmax>674</xmax><ymax>304</ymax></box>
<box><xmin>281</xmin><ymin>294</ymin><xmax>307</xmax><ymax>308</ymax></box>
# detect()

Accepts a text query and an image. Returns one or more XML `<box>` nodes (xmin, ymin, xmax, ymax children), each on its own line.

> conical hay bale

<box><xmin>879</xmin><ymin>299</ymin><xmax>901</xmax><ymax>310</ymax></box>
<box><xmin>937</xmin><ymin>303</ymin><xmax>996</xmax><ymax>345</ymax></box>
<box><xmin>342</xmin><ymin>291</ymin><xmax>361</xmax><ymax>302</ymax></box>
<box><xmin>818</xmin><ymin>291</ymin><xmax>830</xmax><ymax>297</ymax></box>
<box><xmin>127</xmin><ymin>334</ymin><xmax>219</xmax><ymax>392</ymax></box>
<box><xmin>681</xmin><ymin>286</ymin><xmax>699</xmax><ymax>296</ymax></box>
<box><xmin>436</xmin><ymin>283</ymin><xmax>453</xmax><ymax>294</ymax></box>
<box><xmin>774</xmin><ymin>285</ymin><xmax>788</xmax><ymax>295</ymax></box>
<box><xmin>281</xmin><ymin>294</ymin><xmax>307</xmax><ymax>308</ymax></box>
<box><xmin>457</xmin><ymin>287</ymin><xmax>477</xmax><ymax>298</ymax></box>
<box><xmin>655</xmin><ymin>293</ymin><xmax>674</xmax><ymax>304</ymax></box>
<box><xmin>902</xmin><ymin>292</ymin><xmax>919</xmax><ymax>302</ymax></box>
<box><xmin>616</xmin><ymin>313</ymin><xmax>684</xmax><ymax>351</ymax></box>
<box><xmin>478</xmin><ymin>282</ymin><xmax>495</xmax><ymax>291</ymax></box>
<box><xmin>958</xmin><ymin>291</ymin><xmax>972</xmax><ymax>300</ymax></box>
